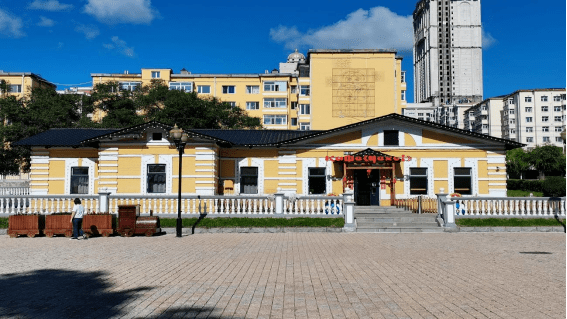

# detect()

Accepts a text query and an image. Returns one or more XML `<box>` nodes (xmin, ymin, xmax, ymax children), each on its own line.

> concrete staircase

<box><xmin>354</xmin><ymin>206</ymin><xmax>443</xmax><ymax>233</ymax></box>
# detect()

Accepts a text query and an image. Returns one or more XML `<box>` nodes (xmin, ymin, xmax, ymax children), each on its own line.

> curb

<box><xmin>162</xmin><ymin>227</ymin><xmax>344</xmax><ymax>234</ymax></box>
<box><xmin>457</xmin><ymin>226</ymin><xmax>565</xmax><ymax>233</ymax></box>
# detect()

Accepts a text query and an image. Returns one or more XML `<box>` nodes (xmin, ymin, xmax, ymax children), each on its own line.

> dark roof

<box><xmin>189</xmin><ymin>129</ymin><xmax>323</xmax><ymax>146</ymax></box>
<box><xmin>14</xmin><ymin>114</ymin><xmax>524</xmax><ymax>150</ymax></box>
<box><xmin>14</xmin><ymin>128</ymin><xmax>118</xmax><ymax>147</ymax></box>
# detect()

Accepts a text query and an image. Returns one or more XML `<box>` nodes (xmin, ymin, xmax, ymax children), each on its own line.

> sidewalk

<box><xmin>0</xmin><ymin>232</ymin><xmax>564</xmax><ymax>318</ymax></box>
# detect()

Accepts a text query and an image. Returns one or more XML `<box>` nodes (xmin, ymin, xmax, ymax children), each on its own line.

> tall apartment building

<box><xmin>0</xmin><ymin>71</ymin><xmax>56</xmax><ymax>98</ymax></box>
<box><xmin>464</xmin><ymin>97</ymin><xmax>505</xmax><ymax>137</ymax></box>
<box><xmin>501</xmin><ymin>89</ymin><xmax>566</xmax><ymax>149</ymax></box>
<box><xmin>91</xmin><ymin>49</ymin><xmax>407</xmax><ymax>130</ymax></box>
<box><xmin>413</xmin><ymin>0</ymin><xmax>483</xmax><ymax>106</ymax></box>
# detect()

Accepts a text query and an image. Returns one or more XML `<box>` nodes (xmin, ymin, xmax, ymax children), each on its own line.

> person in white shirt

<box><xmin>70</xmin><ymin>198</ymin><xmax>87</xmax><ymax>240</ymax></box>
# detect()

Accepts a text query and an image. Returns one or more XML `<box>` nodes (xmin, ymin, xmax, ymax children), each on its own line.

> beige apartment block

<box><xmin>0</xmin><ymin>71</ymin><xmax>56</xmax><ymax>98</ymax></box>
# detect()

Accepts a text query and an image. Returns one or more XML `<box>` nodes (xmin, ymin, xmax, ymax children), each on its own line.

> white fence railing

<box><xmin>0</xmin><ymin>173</ymin><xmax>29</xmax><ymax>180</ymax></box>
<box><xmin>0</xmin><ymin>193</ymin><xmax>344</xmax><ymax>216</ymax></box>
<box><xmin>437</xmin><ymin>195</ymin><xmax>566</xmax><ymax>228</ymax></box>
<box><xmin>0</xmin><ymin>187</ymin><xmax>30</xmax><ymax>196</ymax></box>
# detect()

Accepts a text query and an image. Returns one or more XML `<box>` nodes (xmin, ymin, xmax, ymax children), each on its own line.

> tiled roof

<box><xmin>14</xmin><ymin>128</ymin><xmax>118</xmax><ymax>147</ymax></box>
<box><xmin>189</xmin><ymin>129</ymin><xmax>323</xmax><ymax>146</ymax></box>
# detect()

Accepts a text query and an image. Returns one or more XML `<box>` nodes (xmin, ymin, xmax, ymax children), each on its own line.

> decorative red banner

<box><xmin>325</xmin><ymin>155</ymin><xmax>412</xmax><ymax>163</ymax></box>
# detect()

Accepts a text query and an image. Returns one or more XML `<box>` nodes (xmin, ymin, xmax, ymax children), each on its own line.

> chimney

<box><xmin>124</xmin><ymin>70</ymin><xmax>129</xmax><ymax>74</ymax></box>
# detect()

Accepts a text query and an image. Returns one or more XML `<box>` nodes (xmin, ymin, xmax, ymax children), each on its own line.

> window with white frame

<box><xmin>556</xmin><ymin>137</ymin><xmax>563</xmax><ymax>142</ymax></box>
<box><xmin>299</xmin><ymin>123</ymin><xmax>311</xmax><ymax>131</ymax></box>
<box><xmin>169</xmin><ymin>82</ymin><xmax>193</xmax><ymax>92</ymax></box>
<box><xmin>510</xmin><ymin>119</ymin><xmax>516</xmax><ymax>124</ymax></box>
<box><xmin>453</xmin><ymin>168</ymin><xmax>472</xmax><ymax>195</ymax></box>
<box><xmin>299</xmin><ymin>104</ymin><xmax>310</xmax><ymax>115</ymax></box>
<box><xmin>542</xmin><ymin>126</ymin><xmax>549</xmax><ymax>132</ymax></box>
<box><xmin>541</xmin><ymin>96</ymin><xmax>548</xmax><ymax>102</ymax></box>
<box><xmin>263</xmin><ymin>81</ymin><xmax>286</xmax><ymax>92</ymax></box>
<box><xmin>70</xmin><ymin>167</ymin><xmax>89</xmax><ymax>194</ymax></box>
<box><xmin>263</xmin><ymin>115</ymin><xmax>287</xmax><ymax>125</ymax></box>
<box><xmin>555</xmin><ymin>127</ymin><xmax>563</xmax><ymax>132</ymax></box>
<box><xmin>525</xmin><ymin>96</ymin><xmax>532</xmax><ymax>102</ymax></box>
<box><xmin>541</xmin><ymin>106</ymin><xmax>548</xmax><ymax>112</ymax></box>
<box><xmin>401</xmin><ymin>90</ymin><xmax>406</xmax><ymax>101</ymax></box>
<box><xmin>240</xmin><ymin>167</ymin><xmax>258</xmax><ymax>194</ymax></box>
<box><xmin>227</xmin><ymin>102</ymin><xmax>236</xmax><ymax>107</ymax></box>
<box><xmin>264</xmin><ymin>98</ymin><xmax>287</xmax><ymax>108</ymax></box>
<box><xmin>246</xmin><ymin>85</ymin><xmax>260</xmax><ymax>94</ymax></box>
<box><xmin>525</xmin><ymin>107</ymin><xmax>532</xmax><ymax>112</ymax></box>
<box><xmin>542</xmin><ymin>116</ymin><xmax>548</xmax><ymax>122</ymax></box>
<box><xmin>510</xmin><ymin>129</ymin><xmax>516</xmax><ymax>134</ymax></box>
<box><xmin>526</xmin><ymin>117</ymin><xmax>533</xmax><ymax>123</ymax></box>
<box><xmin>299</xmin><ymin>85</ymin><xmax>310</xmax><ymax>96</ymax></box>
<box><xmin>151</xmin><ymin>71</ymin><xmax>160</xmax><ymax>78</ymax></box>
<box><xmin>197</xmin><ymin>85</ymin><xmax>210</xmax><ymax>94</ymax></box>
<box><xmin>526</xmin><ymin>137</ymin><xmax>534</xmax><ymax>142</ymax></box>
<box><xmin>308</xmin><ymin>168</ymin><xmax>326</xmax><ymax>195</ymax></box>
<box><xmin>509</xmin><ymin>109</ymin><xmax>515</xmax><ymax>114</ymax></box>
<box><xmin>119</xmin><ymin>82</ymin><xmax>141</xmax><ymax>91</ymax></box>
<box><xmin>543</xmin><ymin>136</ymin><xmax>550</xmax><ymax>142</ymax></box>
<box><xmin>9</xmin><ymin>85</ymin><xmax>22</xmax><ymax>93</ymax></box>
<box><xmin>246</xmin><ymin>102</ymin><xmax>259</xmax><ymax>110</ymax></box>
<box><xmin>291</xmin><ymin>102</ymin><xmax>297</xmax><ymax>110</ymax></box>
<box><xmin>147</xmin><ymin>164</ymin><xmax>166</xmax><ymax>193</ymax></box>
<box><xmin>410</xmin><ymin>168</ymin><xmax>428</xmax><ymax>195</ymax></box>
<box><xmin>290</xmin><ymin>118</ymin><xmax>297</xmax><ymax>126</ymax></box>
<box><xmin>401</xmin><ymin>71</ymin><xmax>406</xmax><ymax>83</ymax></box>
<box><xmin>554</xmin><ymin>106</ymin><xmax>562</xmax><ymax>112</ymax></box>
<box><xmin>290</xmin><ymin>85</ymin><xmax>297</xmax><ymax>94</ymax></box>
<box><xmin>554</xmin><ymin>96</ymin><xmax>561</xmax><ymax>102</ymax></box>
<box><xmin>222</xmin><ymin>86</ymin><xmax>235</xmax><ymax>94</ymax></box>
<box><xmin>555</xmin><ymin>116</ymin><xmax>562</xmax><ymax>122</ymax></box>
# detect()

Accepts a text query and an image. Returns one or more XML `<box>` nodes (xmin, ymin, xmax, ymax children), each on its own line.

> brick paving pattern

<box><xmin>0</xmin><ymin>233</ymin><xmax>564</xmax><ymax>319</ymax></box>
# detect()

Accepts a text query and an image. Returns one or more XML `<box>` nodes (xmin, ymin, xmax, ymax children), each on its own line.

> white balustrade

<box><xmin>448</xmin><ymin>197</ymin><xmax>566</xmax><ymax>217</ymax></box>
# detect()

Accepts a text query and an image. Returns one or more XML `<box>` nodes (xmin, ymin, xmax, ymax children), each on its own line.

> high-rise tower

<box><xmin>413</xmin><ymin>0</ymin><xmax>483</xmax><ymax>106</ymax></box>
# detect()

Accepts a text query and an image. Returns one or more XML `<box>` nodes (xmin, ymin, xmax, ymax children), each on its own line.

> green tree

<box><xmin>0</xmin><ymin>87</ymin><xmax>83</xmax><ymax>173</ymax></box>
<box><xmin>506</xmin><ymin>148</ymin><xmax>531</xmax><ymax>179</ymax></box>
<box><xmin>90</xmin><ymin>81</ymin><xmax>145</xmax><ymax>128</ymax></box>
<box><xmin>140</xmin><ymin>81</ymin><xmax>261</xmax><ymax>129</ymax></box>
<box><xmin>528</xmin><ymin>145</ymin><xmax>566</xmax><ymax>177</ymax></box>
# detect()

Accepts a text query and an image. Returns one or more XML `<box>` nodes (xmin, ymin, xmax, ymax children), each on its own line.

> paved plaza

<box><xmin>0</xmin><ymin>232</ymin><xmax>564</xmax><ymax>319</ymax></box>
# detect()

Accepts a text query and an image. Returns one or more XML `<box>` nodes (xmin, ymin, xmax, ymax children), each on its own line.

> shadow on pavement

<box><xmin>0</xmin><ymin>269</ymin><xmax>151</xmax><ymax>318</ymax></box>
<box><xmin>146</xmin><ymin>306</ymin><xmax>228</xmax><ymax>318</ymax></box>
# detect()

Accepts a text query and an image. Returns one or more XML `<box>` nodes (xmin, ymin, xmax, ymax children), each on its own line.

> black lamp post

<box><xmin>169</xmin><ymin>124</ymin><xmax>189</xmax><ymax>238</ymax></box>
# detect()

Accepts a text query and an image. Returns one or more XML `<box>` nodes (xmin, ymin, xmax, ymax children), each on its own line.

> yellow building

<box><xmin>17</xmin><ymin>114</ymin><xmax>521</xmax><ymax>206</ymax></box>
<box><xmin>90</xmin><ymin>49</ymin><xmax>407</xmax><ymax>130</ymax></box>
<box><xmin>0</xmin><ymin>71</ymin><xmax>56</xmax><ymax>98</ymax></box>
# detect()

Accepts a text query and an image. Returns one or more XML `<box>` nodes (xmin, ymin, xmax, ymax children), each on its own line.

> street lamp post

<box><xmin>169</xmin><ymin>124</ymin><xmax>189</xmax><ymax>238</ymax></box>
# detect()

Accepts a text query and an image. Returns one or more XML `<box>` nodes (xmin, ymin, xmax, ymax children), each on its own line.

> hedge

<box><xmin>507</xmin><ymin>179</ymin><xmax>544</xmax><ymax>192</ymax></box>
<box><xmin>542</xmin><ymin>176</ymin><xmax>567</xmax><ymax>197</ymax></box>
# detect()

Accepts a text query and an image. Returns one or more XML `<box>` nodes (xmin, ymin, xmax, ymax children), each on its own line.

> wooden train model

<box><xmin>8</xmin><ymin>205</ymin><xmax>161</xmax><ymax>238</ymax></box>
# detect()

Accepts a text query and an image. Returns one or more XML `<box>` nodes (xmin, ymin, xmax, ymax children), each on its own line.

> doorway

<box><xmin>354</xmin><ymin>170</ymin><xmax>380</xmax><ymax>206</ymax></box>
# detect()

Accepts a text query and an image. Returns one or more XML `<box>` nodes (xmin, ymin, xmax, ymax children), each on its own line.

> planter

<box><xmin>8</xmin><ymin>215</ymin><xmax>44</xmax><ymax>238</ymax></box>
<box><xmin>83</xmin><ymin>214</ymin><xmax>113</xmax><ymax>238</ymax></box>
<box><xmin>45</xmin><ymin>214</ymin><xmax>73</xmax><ymax>238</ymax></box>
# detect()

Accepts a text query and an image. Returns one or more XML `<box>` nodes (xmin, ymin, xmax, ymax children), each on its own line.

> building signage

<box><xmin>325</xmin><ymin>155</ymin><xmax>412</xmax><ymax>163</ymax></box>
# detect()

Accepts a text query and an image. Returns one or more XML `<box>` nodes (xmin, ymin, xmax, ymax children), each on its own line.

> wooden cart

<box><xmin>44</xmin><ymin>214</ymin><xmax>73</xmax><ymax>238</ymax></box>
<box><xmin>8</xmin><ymin>215</ymin><xmax>44</xmax><ymax>238</ymax></box>
<box><xmin>83</xmin><ymin>214</ymin><xmax>114</xmax><ymax>238</ymax></box>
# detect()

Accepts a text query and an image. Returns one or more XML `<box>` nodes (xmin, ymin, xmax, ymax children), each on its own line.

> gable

<box><xmin>422</xmin><ymin>129</ymin><xmax>480</xmax><ymax>144</ymax></box>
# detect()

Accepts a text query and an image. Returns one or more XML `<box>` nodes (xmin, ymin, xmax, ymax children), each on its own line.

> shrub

<box><xmin>542</xmin><ymin>176</ymin><xmax>566</xmax><ymax>197</ymax></box>
<box><xmin>507</xmin><ymin>179</ymin><xmax>544</xmax><ymax>192</ymax></box>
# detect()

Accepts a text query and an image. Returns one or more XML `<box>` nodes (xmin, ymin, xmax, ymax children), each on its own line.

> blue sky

<box><xmin>1</xmin><ymin>0</ymin><xmax>565</xmax><ymax>102</ymax></box>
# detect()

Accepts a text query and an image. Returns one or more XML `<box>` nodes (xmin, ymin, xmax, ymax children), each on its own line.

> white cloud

<box><xmin>57</xmin><ymin>42</ymin><xmax>64</xmax><ymax>49</ymax></box>
<box><xmin>37</xmin><ymin>16</ymin><xmax>55</xmax><ymax>27</ymax></box>
<box><xmin>482</xmin><ymin>28</ymin><xmax>497</xmax><ymax>49</ymax></box>
<box><xmin>75</xmin><ymin>24</ymin><xmax>99</xmax><ymax>39</ymax></box>
<box><xmin>270</xmin><ymin>7</ymin><xmax>413</xmax><ymax>52</ymax></box>
<box><xmin>103</xmin><ymin>36</ymin><xmax>135</xmax><ymax>57</ymax></box>
<box><xmin>0</xmin><ymin>9</ymin><xmax>25</xmax><ymax>38</ymax></box>
<box><xmin>28</xmin><ymin>0</ymin><xmax>73</xmax><ymax>11</ymax></box>
<box><xmin>84</xmin><ymin>0</ymin><xmax>157</xmax><ymax>25</ymax></box>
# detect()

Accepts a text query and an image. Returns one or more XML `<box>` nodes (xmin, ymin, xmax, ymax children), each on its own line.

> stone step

<box><xmin>357</xmin><ymin>222</ymin><xmax>439</xmax><ymax>228</ymax></box>
<box><xmin>356</xmin><ymin>227</ymin><xmax>445</xmax><ymax>233</ymax></box>
<box><xmin>356</xmin><ymin>215</ymin><xmax>437</xmax><ymax>223</ymax></box>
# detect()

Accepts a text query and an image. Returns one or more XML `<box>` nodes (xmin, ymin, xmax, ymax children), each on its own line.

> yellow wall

<box><xmin>309</xmin><ymin>52</ymin><xmax>404</xmax><ymax>130</ymax></box>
